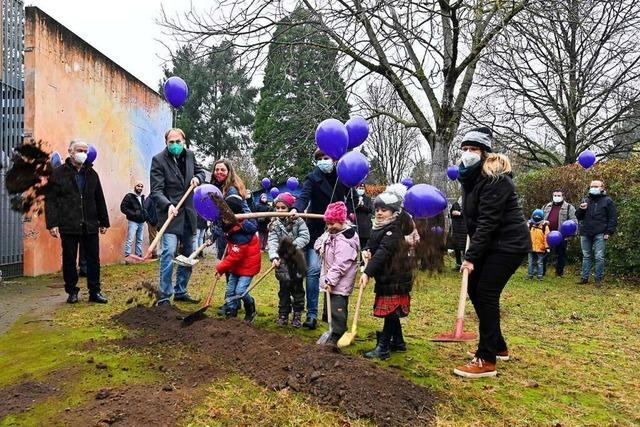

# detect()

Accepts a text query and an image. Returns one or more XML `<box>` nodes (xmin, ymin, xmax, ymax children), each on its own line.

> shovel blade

<box><xmin>182</xmin><ymin>306</ymin><xmax>209</xmax><ymax>326</ymax></box>
<box><xmin>337</xmin><ymin>331</ymin><xmax>355</xmax><ymax>348</ymax></box>
<box><xmin>173</xmin><ymin>255</ymin><xmax>198</xmax><ymax>267</ymax></box>
<box><xmin>316</xmin><ymin>331</ymin><xmax>332</xmax><ymax>345</ymax></box>
<box><xmin>431</xmin><ymin>331</ymin><xmax>477</xmax><ymax>342</ymax></box>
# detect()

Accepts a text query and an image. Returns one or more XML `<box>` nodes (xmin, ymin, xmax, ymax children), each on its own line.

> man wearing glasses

<box><xmin>150</xmin><ymin>128</ymin><xmax>205</xmax><ymax>305</ymax></box>
<box><xmin>120</xmin><ymin>180</ymin><xmax>147</xmax><ymax>261</ymax></box>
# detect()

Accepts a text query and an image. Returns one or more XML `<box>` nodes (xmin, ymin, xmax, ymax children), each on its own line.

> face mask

<box><xmin>214</xmin><ymin>170</ymin><xmax>228</xmax><ymax>183</ymax></box>
<box><xmin>73</xmin><ymin>152</ymin><xmax>88</xmax><ymax>164</ymax></box>
<box><xmin>589</xmin><ymin>187</ymin><xmax>601</xmax><ymax>196</ymax></box>
<box><xmin>356</xmin><ymin>189</ymin><xmax>365</xmax><ymax>196</ymax></box>
<box><xmin>553</xmin><ymin>196</ymin><xmax>563</xmax><ymax>203</ymax></box>
<box><xmin>168</xmin><ymin>142</ymin><xmax>184</xmax><ymax>156</ymax></box>
<box><xmin>135</xmin><ymin>188</ymin><xmax>143</xmax><ymax>195</ymax></box>
<box><xmin>317</xmin><ymin>159</ymin><xmax>334</xmax><ymax>173</ymax></box>
<box><xmin>460</xmin><ymin>151</ymin><xmax>481</xmax><ymax>168</ymax></box>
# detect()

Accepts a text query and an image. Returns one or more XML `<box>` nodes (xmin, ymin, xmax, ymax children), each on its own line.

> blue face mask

<box><xmin>589</xmin><ymin>187</ymin><xmax>601</xmax><ymax>196</ymax></box>
<box><xmin>168</xmin><ymin>142</ymin><xmax>184</xmax><ymax>156</ymax></box>
<box><xmin>317</xmin><ymin>159</ymin><xmax>334</xmax><ymax>173</ymax></box>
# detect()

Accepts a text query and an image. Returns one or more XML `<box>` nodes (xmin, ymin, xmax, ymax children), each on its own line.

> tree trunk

<box><xmin>430</xmin><ymin>134</ymin><xmax>450</xmax><ymax>196</ymax></box>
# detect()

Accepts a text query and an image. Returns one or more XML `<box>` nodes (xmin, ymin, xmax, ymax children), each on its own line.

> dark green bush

<box><xmin>516</xmin><ymin>156</ymin><xmax>640</xmax><ymax>275</ymax></box>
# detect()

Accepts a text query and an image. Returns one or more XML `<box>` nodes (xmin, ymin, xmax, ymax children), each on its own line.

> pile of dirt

<box><xmin>113</xmin><ymin>306</ymin><xmax>438</xmax><ymax>426</ymax></box>
<box><xmin>0</xmin><ymin>376</ymin><xmax>62</xmax><ymax>418</ymax></box>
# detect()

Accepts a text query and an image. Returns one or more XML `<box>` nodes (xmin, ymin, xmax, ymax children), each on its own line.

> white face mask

<box><xmin>460</xmin><ymin>151</ymin><xmax>481</xmax><ymax>168</ymax></box>
<box><xmin>317</xmin><ymin>159</ymin><xmax>334</xmax><ymax>173</ymax></box>
<box><xmin>553</xmin><ymin>196</ymin><xmax>563</xmax><ymax>203</ymax></box>
<box><xmin>356</xmin><ymin>189</ymin><xmax>365</xmax><ymax>196</ymax></box>
<box><xmin>73</xmin><ymin>152</ymin><xmax>88</xmax><ymax>164</ymax></box>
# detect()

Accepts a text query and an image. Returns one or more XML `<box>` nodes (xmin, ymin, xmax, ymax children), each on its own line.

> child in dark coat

<box><xmin>361</xmin><ymin>184</ymin><xmax>417</xmax><ymax>360</ymax></box>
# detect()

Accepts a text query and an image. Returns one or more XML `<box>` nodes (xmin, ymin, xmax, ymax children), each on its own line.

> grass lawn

<box><xmin>1</xmin><ymin>253</ymin><xmax>638</xmax><ymax>426</ymax></box>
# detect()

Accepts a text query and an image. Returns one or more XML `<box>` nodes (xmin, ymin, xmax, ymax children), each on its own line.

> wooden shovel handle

<box><xmin>188</xmin><ymin>241</ymin><xmax>209</xmax><ymax>260</ymax></box>
<box><xmin>237</xmin><ymin>265</ymin><xmax>275</xmax><ymax>299</ymax></box>
<box><xmin>349</xmin><ymin>258</ymin><xmax>368</xmax><ymax>333</ymax></box>
<box><xmin>235</xmin><ymin>212</ymin><xmax>325</xmax><ymax>220</ymax></box>
<box><xmin>146</xmin><ymin>183</ymin><xmax>197</xmax><ymax>256</ymax></box>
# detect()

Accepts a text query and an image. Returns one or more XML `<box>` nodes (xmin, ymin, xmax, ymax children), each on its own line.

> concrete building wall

<box><xmin>23</xmin><ymin>7</ymin><xmax>172</xmax><ymax>276</ymax></box>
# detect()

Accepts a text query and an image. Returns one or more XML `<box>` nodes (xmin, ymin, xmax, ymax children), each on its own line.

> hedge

<box><xmin>516</xmin><ymin>156</ymin><xmax>640</xmax><ymax>275</ymax></box>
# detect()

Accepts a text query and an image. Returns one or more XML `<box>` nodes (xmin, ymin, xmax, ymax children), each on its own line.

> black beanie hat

<box><xmin>225</xmin><ymin>194</ymin><xmax>244</xmax><ymax>214</ymax></box>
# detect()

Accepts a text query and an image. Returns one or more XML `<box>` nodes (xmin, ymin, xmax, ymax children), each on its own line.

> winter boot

<box><xmin>244</xmin><ymin>301</ymin><xmax>257</xmax><ymax>324</ymax></box>
<box><xmin>390</xmin><ymin>329</ymin><xmax>407</xmax><ymax>352</ymax></box>
<box><xmin>302</xmin><ymin>317</ymin><xmax>317</xmax><ymax>330</ymax></box>
<box><xmin>225</xmin><ymin>306</ymin><xmax>238</xmax><ymax>319</ymax></box>
<box><xmin>277</xmin><ymin>314</ymin><xmax>288</xmax><ymax>327</ymax></box>
<box><xmin>291</xmin><ymin>312</ymin><xmax>303</xmax><ymax>328</ymax></box>
<box><xmin>364</xmin><ymin>331</ymin><xmax>391</xmax><ymax>360</ymax></box>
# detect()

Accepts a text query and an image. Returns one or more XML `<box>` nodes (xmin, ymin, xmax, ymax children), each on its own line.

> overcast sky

<box><xmin>27</xmin><ymin>0</ymin><xmax>209</xmax><ymax>90</ymax></box>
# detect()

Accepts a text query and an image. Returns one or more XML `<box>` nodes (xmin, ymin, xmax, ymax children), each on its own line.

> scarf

<box><xmin>372</xmin><ymin>210</ymin><xmax>400</xmax><ymax>230</ymax></box>
<box><xmin>457</xmin><ymin>160</ymin><xmax>483</xmax><ymax>188</ymax></box>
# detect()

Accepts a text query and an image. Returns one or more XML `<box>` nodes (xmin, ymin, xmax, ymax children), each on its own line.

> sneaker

<box><xmin>291</xmin><ymin>312</ymin><xmax>302</xmax><ymax>328</ymax></box>
<box><xmin>577</xmin><ymin>278</ymin><xmax>588</xmax><ymax>285</ymax></box>
<box><xmin>537</xmin><ymin>276</ymin><xmax>543</xmax><ymax>281</ymax></box>
<box><xmin>302</xmin><ymin>317</ymin><xmax>317</xmax><ymax>330</ymax></box>
<box><xmin>527</xmin><ymin>275</ymin><xmax>533</xmax><ymax>280</ymax></box>
<box><xmin>277</xmin><ymin>314</ymin><xmax>288</xmax><ymax>327</ymax></box>
<box><xmin>467</xmin><ymin>349</ymin><xmax>509</xmax><ymax>361</ymax></box>
<box><xmin>453</xmin><ymin>358</ymin><xmax>497</xmax><ymax>378</ymax></box>
<box><xmin>156</xmin><ymin>300</ymin><xmax>170</xmax><ymax>306</ymax></box>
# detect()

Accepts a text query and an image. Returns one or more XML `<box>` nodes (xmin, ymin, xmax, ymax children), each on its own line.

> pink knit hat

<box><xmin>274</xmin><ymin>192</ymin><xmax>295</xmax><ymax>208</ymax></box>
<box><xmin>324</xmin><ymin>201</ymin><xmax>347</xmax><ymax>223</ymax></box>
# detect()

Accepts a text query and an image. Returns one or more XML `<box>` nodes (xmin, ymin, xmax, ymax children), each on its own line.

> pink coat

<box><xmin>314</xmin><ymin>226</ymin><xmax>360</xmax><ymax>296</ymax></box>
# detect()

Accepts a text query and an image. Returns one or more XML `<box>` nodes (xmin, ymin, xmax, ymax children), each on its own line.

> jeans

<box><xmin>304</xmin><ymin>246</ymin><xmax>321</xmax><ymax>319</ymax></box>
<box><xmin>467</xmin><ymin>252</ymin><xmax>525</xmax><ymax>363</ymax></box>
<box><xmin>124</xmin><ymin>220</ymin><xmax>144</xmax><ymax>257</ymax></box>
<box><xmin>581</xmin><ymin>234</ymin><xmax>606</xmax><ymax>281</ymax></box>
<box><xmin>61</xmin><ymin>232</ymin><xmax>100</xmax><ymax>295</ymax></box>
<box><xmin>225</xmin><ymin>274</ymin><xmax>255</xmax><ymax>311</ymax></box>
<box><xmin>158</xmin><ymin>224</ymin><xmax>195</xmax><ymax>303</ymax></box>
<box><xmin>527</xmin><ymin>252</ymin><xmax>545</xmax><ymax>278</ymax></box>
<box><xmin>193</xmin><ymin>228</ymin><xmax>206</xmax><ymax>250</ymax></box>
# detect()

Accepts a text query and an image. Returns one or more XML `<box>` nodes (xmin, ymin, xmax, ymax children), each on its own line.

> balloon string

<box><xmin>330</xmin><ymin>178</ymin><xmax>339</xmax><ymax>203</ymax></box>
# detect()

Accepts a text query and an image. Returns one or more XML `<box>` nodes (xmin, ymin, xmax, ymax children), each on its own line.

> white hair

<box><xmin>68</xmin><ymin>140</ymin><xmax>88</xmax><ymax>150</ymax></box>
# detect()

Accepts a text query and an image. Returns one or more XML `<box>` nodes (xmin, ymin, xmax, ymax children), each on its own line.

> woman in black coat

<box><xmin>452</xmin><ymin>127</ymin><xmax>531</xmax><ymax>379</ymax></box>
<box><xmin>449</xmin><ymin>198</ymin><xmax>467</xmax><ymax>270</ymax></box>
<box><xmin>352</xmin><ymin>184</ymin><xmax>373</xmax><ymax>250</ymax></box>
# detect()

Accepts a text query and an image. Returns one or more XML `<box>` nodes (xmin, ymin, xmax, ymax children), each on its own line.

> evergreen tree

<box><xmin>253</xmin><ymin>7</ymin><xmax>350</xmax><ymax>182</ymax></box>
<box><xmin>162</xmin><ymin>43</ymin><xmax>257</xmax><ymax>160</ymax></box>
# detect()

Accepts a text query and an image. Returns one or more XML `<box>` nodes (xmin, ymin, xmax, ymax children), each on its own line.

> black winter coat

<box><xmin>575</xmin><ymin>193</ymin><xmax>617</xmax><ymax>237</ymax></box>
<box><xmin>120</xmin><ymin>193</ymin><xmax>146</xmax><ymax>223</ymax></box>
<box><xmin>45</xmin><ymin>158</ymin><xmax>110</xmax><ymax>234</ymax></box>
<box><xmin>449</xmin><ymin>201</ymin><xmax>468</xmax><ymax>251</ymax></box>
<box><xmin>254</xmin><ymin>202</ymin><xmax>271</xmax><ymax>232</ymax></box>
<box><xmin>293</xmin><ymin>167</ymin><xmax>352</xmax><ymax>245</ymax></box>
<box><xmin>353</xmin><ymin>193</ymin><xmax>373</xmax><ymax>239</ymax></box>
<box><xmin>364</xmin><ymin>220</ymin><xmax>413</xmax><ymax>296</ymax></box>
<box><xmin>462</xmin><ymin>173</ymin><xmax>531</xmax><ymax>263</ymax></box>
<box><xmin>150</xmin><ymin>148</ymin><xmax>205</xmax><ymax>236</ymax></box>
<box><xmin>144</xmin><ymin>196</ymin><xmax>158</xmax><ymax>226</ymax></box>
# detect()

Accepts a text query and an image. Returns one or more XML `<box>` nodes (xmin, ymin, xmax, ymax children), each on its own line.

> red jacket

<box><xmin>216</xmin><ymin>234</ymin><xmax>262</xmax><ymax>277</ymax></box>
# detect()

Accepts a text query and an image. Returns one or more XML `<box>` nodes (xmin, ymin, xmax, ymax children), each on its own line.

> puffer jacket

<box><xmin>575</xmin><ymin>193</ymin><xmax>617</xmax><ymax>237</ymax></box>
<box><xmin>216</xmin><ymin>234</ymin><xmax>261</xmax><ymax>277</ymax></box>
<box><xmin>267</xmin><ymin>217</ymin><xmax>310</xmax><ymax>261</ymax></box>
<box><xmin>314</xmin><ymin>226</ymin><xmax>360</xmax><ymax>296</ymax></box>
<box><xmin>528</xmin><ymin>220</ymin><xmax>550</xmax><ymax>253</ymax></box>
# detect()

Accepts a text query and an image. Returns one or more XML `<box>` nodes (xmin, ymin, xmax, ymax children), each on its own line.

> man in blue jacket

<box><xmin>575</xmin><ymin>180</ymin><xmax>617</xmax><ymax>285</ymax></box>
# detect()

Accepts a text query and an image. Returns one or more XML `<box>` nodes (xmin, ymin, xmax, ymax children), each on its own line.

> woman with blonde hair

<box><xmin>452</xmin><ymin>127</ymin><xmax>531</xmax><ymax>378</ymax></box>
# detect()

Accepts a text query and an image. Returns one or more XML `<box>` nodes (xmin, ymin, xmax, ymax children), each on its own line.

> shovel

<box><xmin>182</xmin><ymin>273</ymin><xmax>222</xmax><ymax>326</ymax></box>
<box><xmin>130</xmin><ymin>182</ymin><xmax>197</xmax><ymax>262</ymax></box>
<box><xmin>316</xmin><ymin>287</ymin><xmax>333</xmax><ymax>345</ymax></box>
<box><xmin>173</xmin><ymin>241</ymin><xmax>209</xmax><ymax>268</ymax></box>
<box><xmin>224</xmin><ymin>265</ymin><xmax>275</xmax><ymax>304</ymax></box>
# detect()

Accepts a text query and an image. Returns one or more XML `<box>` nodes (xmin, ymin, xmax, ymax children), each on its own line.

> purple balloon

<box><xmin>87</xmin><ymin>144</ymin><xmax>97</xmax><ymax>163</ymax></box>
<box><xmin>446</xmin><ymin>165</ymin><xmax>459</xmax><ymax>180</ymax></box>
<box><xmin>315</xmin><ymin>119</ymin><xmax>349</xmax><ymax>160</ymax></box>
<box><xmin>261</xmin><ymin>178</ymin><xmax>271</xmax><ymax>190</ymax></box>
<box><xmin>560</xmin><ymin>219</ymin><xmax>578</xmax><ymax>237</ymax></box>
<box><xmin>286</xmin><ymin>177</ymin><xmax>299</xmax><ymax>191</ymax></box>
<box><xmin>404</xmin><ymin>184</ymin><xmax>448</xmax><ymax>219</ymax></box>
<box><xmin>270</xmin><ymin>187</ymin><xmax>280</xmax><ymax>199</ymax></box>
<box><xmin>336</xmin><ymin>151</ymin><xmax>370</xmax><ymax>187</ymax></box>
<box><xmin>50</xmin><ymin>151</ymin><xmax>62</xmax><ymax>168</ymax></box>
<box><xmin>578</xmin><ymin>149</ymin><xmax>596</xmax><ymax>169</ymax></box>
<box><xmin>401</xmin><ymin>177</ymin><xmax>414</xmax><ymax>188</ymax></box>
<box><xmin>547</xmin><ymin>230</ymin><xmax>564</xmax><ymax>247</ymax></box>
<box><xmin>346</xmin><ymin>116</ymin><xmax>369</xmax><ymax>149</ymax></box>
<box><xmin>193</xmin><ymin>184</ymin><xmax>223</xmax><ymax>221</ymax></box>
<box><xmin>163</xmin><ymin>76</ymin><xmax>189</xmax><ymax>108</ymax></box>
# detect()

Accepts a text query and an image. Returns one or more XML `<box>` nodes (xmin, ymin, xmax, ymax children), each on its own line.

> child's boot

<box><xmin>390</xmin><ymin>328</ymin><xmax>407</xmax><ymax>352</ymax></box>
<box><xmin>225</xmin><ymin>306</ymin><xmax>238</xmax><ymax>318</ymax></box>
<box><xmin>291</xmin><ymin>312</ymin><xmax>302</xmax><ymax>328</ymax></box>
<box><xmin>244</xmin><ymin>301</ymin><xmax>257</xmax><ymax>324</ymax></box>
<box><xmin>277</xmin><ymin>314</ymin><xmax>288</xmax><ymax>327</ymax></box>
<box><xmin>364</xmin><ymin>331</ymin><xmax>390</xmax><ymax>360</ymax></box>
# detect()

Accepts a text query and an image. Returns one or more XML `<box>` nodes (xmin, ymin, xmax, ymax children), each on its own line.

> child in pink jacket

<box><xmin>314</xmin><ymin>201</ymin><xmax>360</xmax><ymax>346</ymax></box>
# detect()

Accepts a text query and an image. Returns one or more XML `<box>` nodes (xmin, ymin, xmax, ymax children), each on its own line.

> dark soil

<box><xmin>113</xmin><ymin>305</ymin><xmax>438</xmax><ymax>426</ymax></box>
<box><xmin>0</xmin><ymin>374</ymin><xmax>62</xmax><ymax>418</ymax></box>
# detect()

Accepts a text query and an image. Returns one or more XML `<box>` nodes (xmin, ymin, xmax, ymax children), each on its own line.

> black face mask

<box><xmin>135</xmin><ymin>189</ymin><xmax>143</xmax><ymax>195</ymax></box>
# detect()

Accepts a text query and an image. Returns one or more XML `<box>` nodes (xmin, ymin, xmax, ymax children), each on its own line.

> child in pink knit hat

<box><xmin>314</xmin><ymin>201</ymin><xmax>360</xmax><ymax>346</ymax></box>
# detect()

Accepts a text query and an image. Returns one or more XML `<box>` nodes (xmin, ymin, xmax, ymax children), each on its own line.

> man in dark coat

<box><xmin>352</xmin><ymin>184</ymin><xmax>373</xmax><ymax>250</ymax></box>
<box><xmin>45</xmin><ymin>140</ymin><xmax>110</xmax><ymax>304</ymax></box>
<box><xmin>150</xmin><ymin>128</ymin><xmax>205</xmax><ymax>305</ymax></box>
<box><xmin>254</xmin><ymin>193</ymin><xmax>271</xmax><ymax>250</ymax></box>
<box><xmin>290</xmin><ymin>148</ymin><xmax>352</xmax><ymax>329</ymax></box>
<box><xmin>576</xmin><ymin>180</ymin><xmax>617</xmax><ymax>285</ymax></box>
<box><xmin>449</xmin><ymin>197</ymin><xmax>468</xmax><ymax>270</ymax></box>
<box><xmin>120</xmin><ymin>180</ymin><xmax>146</xmax><ymax>259</ymax></box>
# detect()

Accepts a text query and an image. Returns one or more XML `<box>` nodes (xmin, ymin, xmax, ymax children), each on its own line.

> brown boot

<box><xmin>453</xmin><ymin>358</ymin><xmax>497</xmax><ymax>378</ymax></box>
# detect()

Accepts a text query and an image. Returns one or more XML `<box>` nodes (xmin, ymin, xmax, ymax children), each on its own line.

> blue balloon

<box><xmin>547</xmin><ymin>230</ymin><xmax>564</xmax><ymax>247</ymax></box>
<box><xmin>163</xmin><ymin>76</ymin><xmax>189</xmax><ymax>108</ymax></box>
<box><xmin>261</xmin><ymin>178</ymin><xmax>271</xmax><ymax>190</ymax></box>
<box><xmin>194</xmin><ymin>184</ymin><xmax>223</xmax><ymax>221</ymax></box>
<box><xmin>578</xmin><ymin>149</ymin><xmax>596</xmax><ymax>169</ymax></box>
<box><xmin>446</xmin><ymin>165</ymin><xmax>459</xmax><ymax>180</ymax></box>
<box><xmin>401</xmin><ymin>177</ymin><xmax>413</xmax><ymax>188</ymax></box>
<box><xmin>346</xmin><ymin>116</ymin><xmax>369</xmax><ymax>149</ymax></box>
<box><xmin>270</xmin><ymin>187</ymin><xmax>280</xmax><ymax>199</ymax></box>
<box><xmin>404</xmin><ymin>184</ymin><xmax>447</xmax><ymax>219</ymax></box>
<box><xmin>87</xmin><ymin>144</ymin><xmax>97</xmax><ymax>163</ymax></box>
<box><xmin>336</xmin><ymin>151</ymin><xmax>370</xmax><ymax>187</ymax></box>
<box><xmin>50</xmin><ymin>151</ymin><xmax>62</xmax><ymax>168</ymax></box>
<box><xmin>315</xmin><ymin>119</ymin><xmax>349</xmax><ymax>160</ymax></box>
<box><xmin>286</xmin><ymin>177</ymin><xmax>299</xmax><ymax>191</ymax></box>
<box><xmin>430</xmin><ymin>225</ymin><xmax>444</xmax><ymax>235</ymax></box>
<box><xmin>560</xmin><ymin>220</ymin><xmax>578</xmax><ymax>237</ymax></box>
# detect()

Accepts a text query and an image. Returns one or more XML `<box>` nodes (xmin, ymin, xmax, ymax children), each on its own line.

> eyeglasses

<box><xmin>167</xmin><ymin>140</ymin><xmax>183</xmax><ymax>144</ymax></box>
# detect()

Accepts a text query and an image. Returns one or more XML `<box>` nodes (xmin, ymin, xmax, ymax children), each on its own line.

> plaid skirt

<box><xmin>373</xmin><ymin>294</ymin><xmax>410</xmax><ymax>318</ymax></box>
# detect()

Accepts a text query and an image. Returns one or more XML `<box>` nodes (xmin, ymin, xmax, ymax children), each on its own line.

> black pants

<box><xmin>543</xmin><ymin>240</ymin><xmax>567</xmax><ymax>276</ymax></box>
<box><xmin>382</xmin><ymin>312</ymin><xmax>402</xmax><ymax>337</ymax></box>
<box><xmin>278</xmin><ymin>278</ymin><xmax>305</xmax><ymax>315</ymax></box>
<box><xmin>61</xmin><ymin>232</ymin><xmax>101</xmax><ymax>295</ymax></box>
<box><xmin>329</xmin><ymin>294</ymin><xmax>349</xmax><ymax>339</ymax></box>
<box><xmin>454</xmin><ymin>248</ymin><xmax>464</xmax><ymax>266</ymax></box>
<box><xmin>467</xmin><ymin>252</ymin><xmax>525</xmax><ymax>363</ymax></box>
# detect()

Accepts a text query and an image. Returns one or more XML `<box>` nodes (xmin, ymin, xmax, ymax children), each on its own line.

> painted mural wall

<box><xmin>23</xmin><ymin>7</ymin><xmax>172</xmax><ymax>276</ymax></box>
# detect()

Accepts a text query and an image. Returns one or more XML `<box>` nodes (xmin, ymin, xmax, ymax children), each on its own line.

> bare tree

<box><xmin>470</xmin><ymin>0</ymin><xmax>640</xmax><ymax>166</ymax></box>
<box><xmin>159</xmin><ymin>0</ymin><xmax>530</xmax><ymax>193</ymax></box>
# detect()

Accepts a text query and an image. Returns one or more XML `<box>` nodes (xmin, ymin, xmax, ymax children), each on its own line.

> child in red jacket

<box><xmin>216</xmin><ymin>195</ymin><xmax>262</xmax><ymax>322</ymax></box>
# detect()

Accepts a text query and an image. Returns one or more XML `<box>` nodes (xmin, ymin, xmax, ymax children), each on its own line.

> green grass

<box><xmin>1</xmin><ymin>254</ymin><xmax>639</xmax><ymax>426</ymax></box>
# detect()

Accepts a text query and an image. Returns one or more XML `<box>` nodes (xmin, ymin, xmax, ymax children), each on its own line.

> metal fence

<box><xmin>0</xmin><ymin>0</ymin><xmax>24</xmax><ymax>278</ymax></box>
